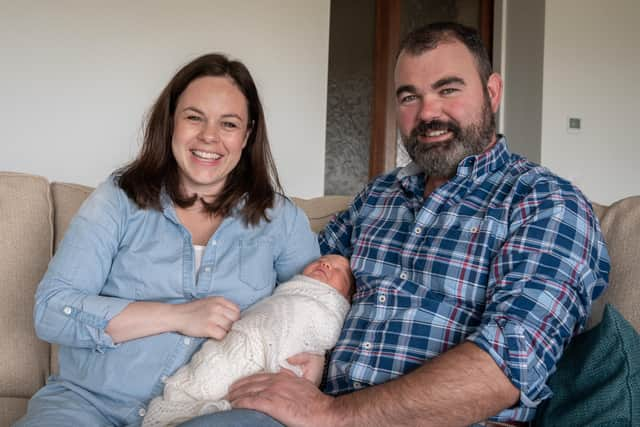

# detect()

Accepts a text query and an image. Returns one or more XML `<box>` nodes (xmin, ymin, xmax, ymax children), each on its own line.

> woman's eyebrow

<box><xmin>181</xmin><ymin>106</ymin><xmax>204</xmax><ymax>115</ymax></box>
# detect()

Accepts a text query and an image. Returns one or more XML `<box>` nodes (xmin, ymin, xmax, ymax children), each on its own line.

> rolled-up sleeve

<box><xmin>466</xmin><ymin>181</ymin><xmax>610</xmax><ymax>415</ymax></box>
<box><xmin>33</xmin><ymin>179</ymin><xmax>133</xmax><ymax>351</ymax></box>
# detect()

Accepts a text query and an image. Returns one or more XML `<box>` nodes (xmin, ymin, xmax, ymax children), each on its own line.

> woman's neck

<box><xmin>175</xmin><ymin>204</ymin><xmax>223</xmax><ymax>246</ymax></box>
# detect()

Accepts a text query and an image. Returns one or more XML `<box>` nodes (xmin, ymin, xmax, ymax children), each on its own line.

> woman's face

<box><xmin>171</xmin><ymin>75</ymin><xmax>250</xmax><ymax>198</ymax></box>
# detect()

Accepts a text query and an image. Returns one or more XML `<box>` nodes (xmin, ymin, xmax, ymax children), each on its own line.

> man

<box><xmin>187</xmin><ymin>22</ymin><xmax>610</xmax><ymax>427</ymax></box>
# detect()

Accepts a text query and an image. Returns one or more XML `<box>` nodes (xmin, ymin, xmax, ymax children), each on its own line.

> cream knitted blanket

<box><xmin>142</xmin><ymin>275</ymin><xmax>351</xmax><ymax>427</ymax></box>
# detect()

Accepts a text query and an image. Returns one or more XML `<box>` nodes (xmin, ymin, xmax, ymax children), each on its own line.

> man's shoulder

<box><xmin>498</xmin><ymin>156</ymin><xmax>592</xmax><ymax>214</ymax></box>
<box><xmin>510</xmin><ymin>157</ymin><xmax>576</xmax><ymax>187</ymax></box>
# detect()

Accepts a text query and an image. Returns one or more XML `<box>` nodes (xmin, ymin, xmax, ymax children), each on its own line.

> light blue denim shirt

<box><xmin>29</xmin><ymin>177</ymin><xmax>320</xmax><ymax>426</ymax></box>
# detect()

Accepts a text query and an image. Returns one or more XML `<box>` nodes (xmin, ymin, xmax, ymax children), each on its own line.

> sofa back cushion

<box><xmin>292</xmin><ymin>196</ymin><xmax>352</xmax><ymax>233</ymax></box>
<box><xmin>51</xmin><ymin>182</ymin><xmax>94</xmax><ymax>252</ymax></box>
<box><xmin>0</xmin><ymin>173</ymin><xmax>52</xmax><ymax>400</ymax></box>
<box><xmin>590</xmin><ymin>197</ymin><xmax>640</xmax><ymax>331</ymax></box>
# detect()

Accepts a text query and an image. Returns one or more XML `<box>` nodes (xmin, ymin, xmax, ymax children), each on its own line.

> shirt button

<box><xmin>203</xmin><ymin>266</ymin><xmax>211</xmax><ymax>273</ymax></box>
<box><xmin>183</xmin><ymin>337</ymin><xmax>191</xmax><ymax>345</ymax></box>
<box><xmin>399</xmin><ymin>272</ymin><xmax>408</xmax><ymax>280</ymax></box>
<box><xmin>138</xmin><ymin>408</ymin><xmax>146</xmax><ymax>417</ymax></box>
<box><xmin>210</xmin><ymin>240</ymin><xmax>217</xmax><ymax>246</ymax></box>
<box><xmin>161</xmin><ymin>375</ymin><xmax>168</xmax><ymax>383</ymax></box>
<box><xmin>353</xmin><ymin>382</ymin><xmax>362</xmax><ymax>389</ymax></box>
<box><xmin>414</xmin><ymin>226</ymin><xmax>422</xmax><ymax>234</ymax></box>
<box><xmin>378</xmin><ymin>295</ymin><xmax>386</xmax><ymax>303</ymax></box>
<box><xmin>63</xmin><ymin>306</ymin><xmax>72</xmax><ymax>315</ymax></box>
<box><xmin>363</xmin><ymin>342</ymin><xmax>372</xmax><ymax>350</ymax></box>
<box><xmin>470</xmin><ymin>226</ymin><xmax>479</xmax><ymax>233</ymax></box>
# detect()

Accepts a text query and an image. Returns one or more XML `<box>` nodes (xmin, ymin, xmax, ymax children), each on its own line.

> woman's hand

<box><xmin>105</xmin><ymin>297</ymin><xmax>240</xmax><ymax>343</ymax></box>
<box><xmin>173</xmin><ymin>296</ymin><xmax>241</xmax><ymax>339</ymax></box>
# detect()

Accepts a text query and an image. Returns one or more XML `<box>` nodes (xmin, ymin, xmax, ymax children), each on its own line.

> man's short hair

<box><xmin>398</xmin><ymin>22</ymin><xmax>493</xmax><ymax>84</ymax></box>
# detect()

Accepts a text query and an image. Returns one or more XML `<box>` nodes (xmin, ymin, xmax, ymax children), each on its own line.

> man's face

<box><xmin>394</xmin><ymin>40</ymin><xmax>502</xmax><ymax>178</ymax></box>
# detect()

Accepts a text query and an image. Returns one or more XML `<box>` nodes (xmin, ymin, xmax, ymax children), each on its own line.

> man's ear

<box><xmin>486</xmin><ymin>73</ymin><xmax>503</xmax><ymax>113</ymax></box>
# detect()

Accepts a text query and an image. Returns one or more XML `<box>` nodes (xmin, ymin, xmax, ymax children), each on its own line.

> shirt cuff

<box><xmin>466</xmin><ymin>317</ymin><xmax>553</xmax><ymax>413</ymax></box>
<box><xmin>71</xmin><ymin>295</ymin><xmax>133</xmax><ymax>349</ymax></box>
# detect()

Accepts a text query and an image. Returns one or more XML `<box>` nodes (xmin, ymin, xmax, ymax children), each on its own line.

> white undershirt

<box><xmin>194</xmin><ymin>245</ymin><xmax>206</xmax><ymax>273</ymax></box>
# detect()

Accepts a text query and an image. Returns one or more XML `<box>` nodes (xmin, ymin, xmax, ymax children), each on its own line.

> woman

<box><xmin>16</xmin><ymin>53</ymin><xmax>319</xmax><ymax>427</ymax></box>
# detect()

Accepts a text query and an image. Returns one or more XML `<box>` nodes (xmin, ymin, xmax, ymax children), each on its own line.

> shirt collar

<box><xmin>160</xmin><ymin>186</ymin><xmax>248</xmax><ymax>222</ymax></box>
<box><xmin>460</xmin><ymin>135</ymin><xmax>511</xmax><ymax>180</ymax></box>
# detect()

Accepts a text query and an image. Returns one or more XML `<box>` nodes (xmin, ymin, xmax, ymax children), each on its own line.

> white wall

<box><xmin>541</xmin><ymin>0</ymin><xmax>640</xmax><ymax>205</ymax></box>
<box><xmin>497</xmin><ymin>0</ymin><xmax>545</xmax><ymax>163</ymax></box>
<box><xmin>0</xmin><ymin>0</ymin><xmax>329</xmax><ymax>198</ymax></box>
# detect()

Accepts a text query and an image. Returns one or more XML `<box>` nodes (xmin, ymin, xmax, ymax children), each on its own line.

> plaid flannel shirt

<box><xmin>319</xmin><ymin>138</ymin><xmax>610</xmax><ymax>422</ymax></box>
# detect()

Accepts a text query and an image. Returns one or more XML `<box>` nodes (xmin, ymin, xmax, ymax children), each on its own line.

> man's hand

<box><xmin>228</xmin><ymin>371</ymin><xmax>337</xmax><ymax>427</ymax></box>
<box><xmin>286</xmin><ymin>352</ymin><xmax>325</xmax><ymax>385</ymax></box>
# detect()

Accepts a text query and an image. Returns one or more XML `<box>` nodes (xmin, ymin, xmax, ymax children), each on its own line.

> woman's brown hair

<box><xmin>116</xmin><ymin>53</ymin><xmax>282</xmax><ymax>226</ymax></box>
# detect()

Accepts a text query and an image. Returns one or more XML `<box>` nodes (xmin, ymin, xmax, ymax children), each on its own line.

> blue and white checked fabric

<box><xmin>319</xmin><ymin>138</ymin><xmax>610</xmax><ymax>422</ymax></box>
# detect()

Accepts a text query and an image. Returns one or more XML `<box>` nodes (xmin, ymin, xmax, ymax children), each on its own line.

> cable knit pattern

<box><xmin>142</xmin><ymin>275</ymin><xmax>351</xmax><ymax>427</ymax></box>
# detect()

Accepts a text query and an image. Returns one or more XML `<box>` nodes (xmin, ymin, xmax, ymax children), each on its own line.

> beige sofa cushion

<box><xmin>292</xmin><ymin>195</ymin><xmax>352</xmax><ymax>233</ymax></box>
<box><xmin>51</xmin><ymin>182</ymin><xmax>94</xmax><ymax>252</ymax></box>
<box><xmin>590</xmin><ymin>197</ymin><xmax>640</xmax><ymax>331</ymax></box>
<box><xmin>0</xmin><ymin>173</ymin><xmax>52</xmax><ymax>411</ymax></box>
<box><xmin>0</xmin><ymin>397</ymin><xmax>29</xmax><ymax>427</ymax></box>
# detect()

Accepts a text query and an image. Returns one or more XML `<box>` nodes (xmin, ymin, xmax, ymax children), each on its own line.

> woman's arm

<box><xmin>35</xmin><ymin>179</ymin><xmax>243</xmax><ymax>347</ymax></box>
<box><xmin>34</xmin><ymin>180</ymin><xmax>131</xmax><ymax>350</ymax></box>
<box><xmin>273</xmin><ymin>197</ymin><xmax>321</xmax><ymax>282</ymax></box>
<box><xmin>105</xmin><ymin>296</ymin><xmax>239</xmax><ymax>343</ymax></box>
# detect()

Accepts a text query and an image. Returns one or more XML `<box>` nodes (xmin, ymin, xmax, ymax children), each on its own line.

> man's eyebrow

<box><xmin>432</xmin><ymin>76</ymin><xmax>465</xmax><ymax>89</ymax></box>
<box><xmin>396</xmin><ymin>84</ymin><xmax>417</xmax><ymax>98</ymax></box>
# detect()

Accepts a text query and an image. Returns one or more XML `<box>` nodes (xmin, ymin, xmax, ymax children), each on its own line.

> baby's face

<box><xmin>302</xmin><ymin>255</ymin><xmax>354</xmax><ymax>299</ymax></box>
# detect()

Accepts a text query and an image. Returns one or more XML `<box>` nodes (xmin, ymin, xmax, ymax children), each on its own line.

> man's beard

<box><xmin>402</xmin><ymin>97</ymin><xmax>495</xmax><ymax>178</ymax></box>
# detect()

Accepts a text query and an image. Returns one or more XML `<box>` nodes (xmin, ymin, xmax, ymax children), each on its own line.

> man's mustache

<box><xmin>411</xmin><ymin>119</ymin><xmax>461</xmax><ymax>138</ymax></box>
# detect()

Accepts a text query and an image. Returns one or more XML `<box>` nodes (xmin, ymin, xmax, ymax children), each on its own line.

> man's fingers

<box><xmin>279</xmin><ymin>367</ymin><xmax>298</xmax><ymax>377</ymax></box>
<box><xmin>286</xmin><ymin>352</ymin><xmax>325</xmax><ymax>385</ymax></box>
<box><xmin>287</xmin><ymin>352</ymin><xmax>316</xmax><ymax>365</ymax></box>
<box><xmin>228</xmin><ymin>373</ymin><xmax>274</xmax><ymax>396</ymax></box>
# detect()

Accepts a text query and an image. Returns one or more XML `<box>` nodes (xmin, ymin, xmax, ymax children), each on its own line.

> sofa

<box><xmin>1</xmin><ymin>170</ymin><xmax>638</xmax><ymax>426</ymax></box>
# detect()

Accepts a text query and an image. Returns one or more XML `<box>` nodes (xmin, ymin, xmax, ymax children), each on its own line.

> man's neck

<box><xmin>424</xmin><ymin>176</ymin><xmax>449</xmax><ymax>198</ymax></box>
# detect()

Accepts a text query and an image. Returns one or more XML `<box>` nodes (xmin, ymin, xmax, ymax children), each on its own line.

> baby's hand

<box><xmin>173</xmin><ymin>297</ymin><xmax>240</xmax><ymax>339</ymax></box>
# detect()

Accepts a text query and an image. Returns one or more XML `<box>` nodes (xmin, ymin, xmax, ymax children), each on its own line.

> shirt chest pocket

<box><xmin>238</xmin><ymin>238</ymin><xmax>276</xmax><ymax>290</ymax></box>
<box><xmin>451</xmin><ymin>217</ymin><xmax>508</xmax><ymax>253</ymax></box>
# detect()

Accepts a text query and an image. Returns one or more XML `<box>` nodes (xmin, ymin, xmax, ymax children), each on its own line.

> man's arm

<box><xmin>229</xmin><ymin>341</ymin><xmax>519</xmax><ymax>427</ymax></box>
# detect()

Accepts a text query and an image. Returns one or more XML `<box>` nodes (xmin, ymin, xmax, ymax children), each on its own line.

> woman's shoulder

<box><xmin>80</xmin><ymin>175</ymin><xmax>141</xmax><ymax>218</ymax></box>
<box><xmin>268</xmin><ymin>193</ymin><xmax>306</xmax><ymax>220</ymax></box>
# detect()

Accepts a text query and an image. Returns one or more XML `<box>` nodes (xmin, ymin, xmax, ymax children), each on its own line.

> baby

<box><xmin>142</xmin><ymin>254</ymin><xmax>354</xmax><ymax>427</ymax></box>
